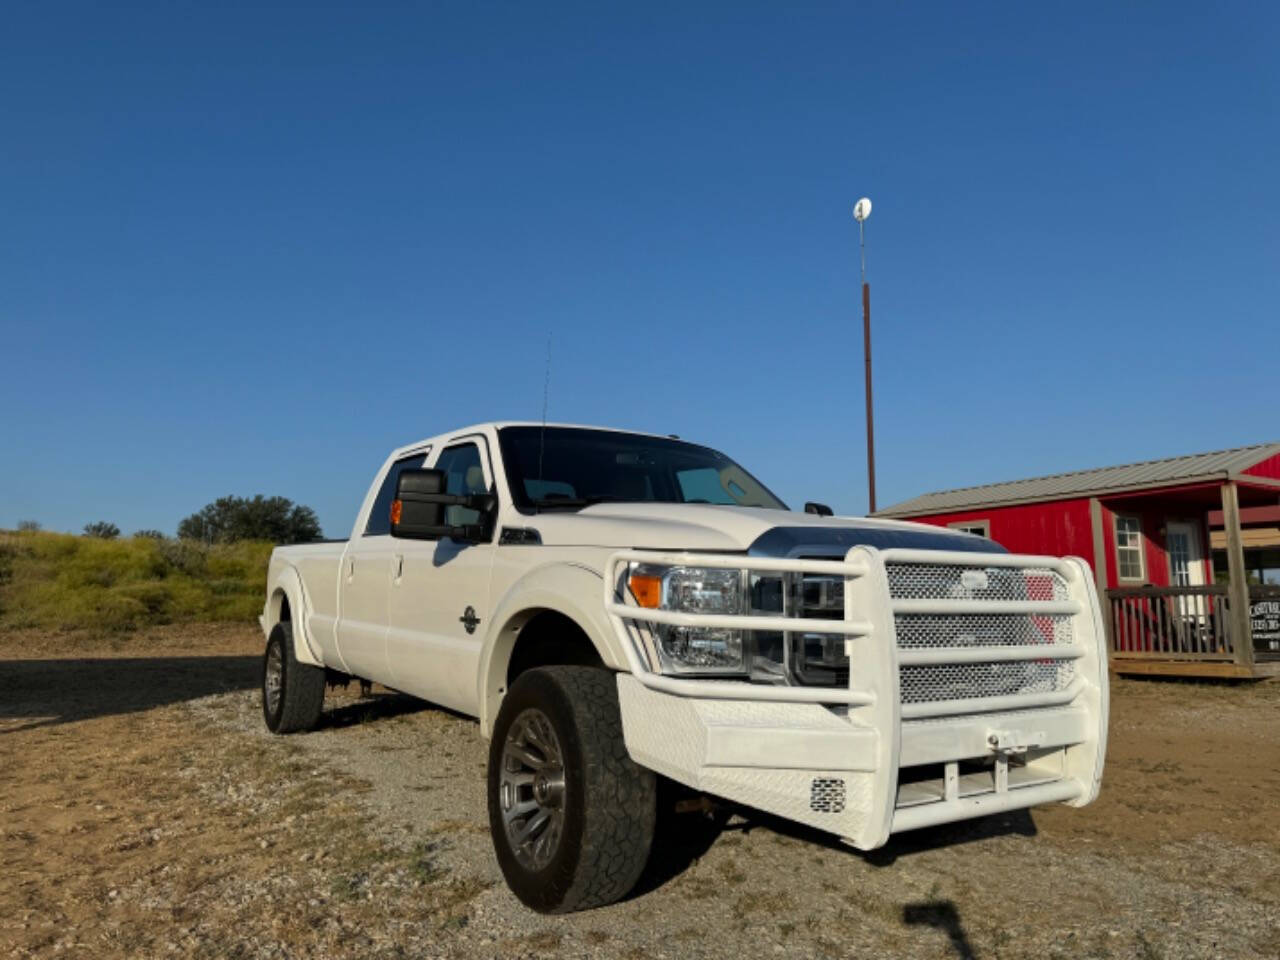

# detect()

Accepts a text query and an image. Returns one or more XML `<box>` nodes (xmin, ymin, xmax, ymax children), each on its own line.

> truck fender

<box><xmin>476</xmin><ymin>561</ymin><xmax>626</xmax><ymax>738</ymax></box>
<box><xmin>262</xmin><ymin>564</ymin><xmax>324</xmax><ymax>667</ymax></box>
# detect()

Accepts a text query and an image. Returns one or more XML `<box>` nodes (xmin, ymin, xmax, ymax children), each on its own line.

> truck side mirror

<box><xmin>391</xmin><ymin>468</ymin><xmax>447</xmax><ymax>538</ymax></box>
<box><xmin>391</xmin><ymin>468</ymin><xmax>496</xmax><ymax>542</ymax></box>
<box><xmin>804</xmin><ymin>502</ymin><xmax>834</xmax><ymax>517</ymax></box>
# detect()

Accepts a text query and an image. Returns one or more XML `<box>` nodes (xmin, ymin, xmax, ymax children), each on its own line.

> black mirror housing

<box><xmin>390</xmin><ymin>468</ymin><xmax>496</xmax><ymax>542</ymax></box>
<box><xmin>804</xmin><ymin>501</ymin><xmax>834</xmax><ymax>517</ymax></box>
<box><xmin>391</xmin><ymin>468</ymin><xmax>447</xmax><ymax>538</ymax></box>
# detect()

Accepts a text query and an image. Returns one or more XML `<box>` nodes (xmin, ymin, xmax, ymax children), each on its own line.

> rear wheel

<box><xmin>487</xmin><ymin>666</ymin><xmax>656</xmax><ymax>913</ymax></box>
<box><xmin>262</xmin><ymin>623</ymin><xmax>326</xmax><ymax>734</ymax></box>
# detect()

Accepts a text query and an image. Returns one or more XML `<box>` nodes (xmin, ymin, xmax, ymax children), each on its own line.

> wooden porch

<box><xmin>1105</xmin><ymin>480</ymin><xmax>1280</xmax><ymax>679</ymax></box>
<box><xmin>1106</xmin><ymin>584</ymin><xmax>1280</xmax><ymax>678</ymax></box>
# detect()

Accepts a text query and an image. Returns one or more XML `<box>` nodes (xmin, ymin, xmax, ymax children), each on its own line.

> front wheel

<box><xmin>262</xmin><ymin>623</ymin><xmax>326</xmax><ymax>734</ymax></box>
<box><xmin>487</xmin><ymin>666</ymin><xmax>656</xmax><ymax>913</ymax></box>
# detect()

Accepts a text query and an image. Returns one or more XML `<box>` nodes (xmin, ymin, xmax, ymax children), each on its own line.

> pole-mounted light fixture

<box><xmin>853</xmin><ymin>197</ymin><xmax>876</xmax><ymax>514</ymax></box>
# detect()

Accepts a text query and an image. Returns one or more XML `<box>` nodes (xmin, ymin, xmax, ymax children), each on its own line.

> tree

<box><xmin>16</xmin><ymin>520</ymin><xmax>41</xmax><ymax>532</ymax></box>
<box><xmin>177</xmin><ymin>495</ymin><xmax>322</xmax><ymax>545</ymax></box>
<box><xmin>133</xmin><ymin>529</ymin><xmax>167</xmax><ymax>540</ymax></box>
<box><xmin>83</xmin><ymin>521</ymin><xmax>121</xmax><ymax>539</ymax></box>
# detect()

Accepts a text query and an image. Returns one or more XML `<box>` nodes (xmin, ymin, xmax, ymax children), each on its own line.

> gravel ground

<box><xmin>4</xmin><ymin>624</ymin><xmax>1279</xmax><ymax>959</ymax></box>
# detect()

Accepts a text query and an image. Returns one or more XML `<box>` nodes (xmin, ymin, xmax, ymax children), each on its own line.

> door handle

<box><xmin>347</xmin><ymin>557</ymin><xmax>355</xmax><ymax>581</ymax></box>
<box><xmin>394</xmin><ymin>554</ymin><xmax>404</xmax><ymax>580</ymax></box>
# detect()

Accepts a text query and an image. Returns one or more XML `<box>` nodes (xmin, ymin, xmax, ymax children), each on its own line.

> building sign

<box><xmin>1251</xmin><ymin>598</ymin><xmax>1280</xmax><ymax>650</ymax></box>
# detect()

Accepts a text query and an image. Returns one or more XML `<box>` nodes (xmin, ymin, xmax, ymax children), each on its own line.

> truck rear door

<box><xmin>336</xmin><ymin>451</ymin><xmax>428</xmax><ymax>684</ymax></box>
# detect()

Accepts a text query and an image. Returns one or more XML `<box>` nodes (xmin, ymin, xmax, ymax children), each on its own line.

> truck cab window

<box><xmin>435</xmin><ymin>443</ymin><xmax>489</xmax><ymax>527</ymax></box>
<box><xmin>365</xmin><ymin>453</ymin><xmax>427</xmax><ymax>536</ymax></box>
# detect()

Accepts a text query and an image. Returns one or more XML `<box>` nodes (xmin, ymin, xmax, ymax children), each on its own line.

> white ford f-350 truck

<box><xmin>259</xmin><ymin>423</ymin><xmax>1107</xmax><ymax>912</ymax></box>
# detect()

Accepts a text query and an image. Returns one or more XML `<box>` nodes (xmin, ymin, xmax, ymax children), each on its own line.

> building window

<box><xmin>948</xmin><ymin>520</ymin><xmax>990</xmax><ymax>538</ymax></box>
<box><xmin>1115</xmin><ymin>515</ymin><xmax>1145</xmax><ymax>581</ymax></box>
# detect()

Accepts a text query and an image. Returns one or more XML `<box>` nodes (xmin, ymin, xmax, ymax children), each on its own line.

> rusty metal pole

<box><xmin>862</xmin><ymin>281</ymin><xmax>876</xmax><ymax>514</ymax></box>
<box><xmin>855</xmin><ymin>200</ymin><xmax>877</xmax><ymax>515</ymax></box>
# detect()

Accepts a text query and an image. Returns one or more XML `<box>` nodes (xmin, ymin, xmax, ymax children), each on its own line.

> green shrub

<box><xmin>83</xmin><ymin>521</ymin><xmax>121</xmax><ymax>540</ymax></box>
<box><xmin>178</xmin><ymin>495</ymin><xmax>322</xmax><ymax>544</ymax></box>
<box><xmin>0</xmin><ymin>530</ymin><xmax>273</xmax><ymax>633</ymax></box>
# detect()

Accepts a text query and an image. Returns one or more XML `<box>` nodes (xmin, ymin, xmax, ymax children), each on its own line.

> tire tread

<box><xmin>552</xmin><ymin>666</ymin><xmax>655</xmax><ymax>912</ymax></box>
<box><xmin>488</xmin><ymin>665</ymin><xmax>656</xmax><ymax>913</ymax></box>
<box><xmin>266</xmin><ymin>624</ymin><xmax>326</xmax><ymax>734</ymax></box>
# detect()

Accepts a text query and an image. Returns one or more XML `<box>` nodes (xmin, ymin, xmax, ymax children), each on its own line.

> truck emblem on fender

<box><xmin>459</xmin><ymin>606</ymin><xmax>480</xmax><ymax>634</ymax></box>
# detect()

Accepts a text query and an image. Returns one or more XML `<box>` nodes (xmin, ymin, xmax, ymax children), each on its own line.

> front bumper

<box><xmin>606</xmin><ymin>546</ymin><xmax>1108</xmax><ymax>849</ymax></box>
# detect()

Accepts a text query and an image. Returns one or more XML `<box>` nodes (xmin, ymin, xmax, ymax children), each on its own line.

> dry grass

<box><xmin>0</xmin><ymin>530</ymin><xmax>272</xmax><ymax>633</ymax></box>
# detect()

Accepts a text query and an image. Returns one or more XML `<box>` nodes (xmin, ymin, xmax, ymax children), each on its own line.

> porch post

<box><xmin>1221</xmin><ymin>480</ymin><xmax>1255</xmax><ymax>672</ymax></box>
<box><xmin>1089</xmin><ymin>497</ymin><xmax>1112</xmax><ymax>654</ymax></box>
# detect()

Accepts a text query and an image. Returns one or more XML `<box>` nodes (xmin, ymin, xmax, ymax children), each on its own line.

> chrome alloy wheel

<box><xmin>264</xmin><ymin>641</ymin><xmax>284</xmax><ymax>718</ymax></box>
<box><xmin>499</xmin><ymin>708</ymin><xmax>566</xmax><ymax>871</ymax></box>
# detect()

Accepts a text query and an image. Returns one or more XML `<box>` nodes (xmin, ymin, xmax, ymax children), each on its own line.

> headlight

<box><xmin>628</xmin><ymin>564</ymin><xmax>746</xmax><ymax>674</ymax></box>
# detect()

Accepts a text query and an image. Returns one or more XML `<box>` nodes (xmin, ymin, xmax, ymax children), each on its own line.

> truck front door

<box><xmin>386</xmin><ymin>437</ymin><xmax>497</xmax><ymax>714</ymax></box>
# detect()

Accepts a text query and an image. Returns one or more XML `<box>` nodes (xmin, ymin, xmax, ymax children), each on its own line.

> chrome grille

<box><xmin>791</xmin><ymin>571</ymin><xmax>848</xmax><ymax>684</ymax></box>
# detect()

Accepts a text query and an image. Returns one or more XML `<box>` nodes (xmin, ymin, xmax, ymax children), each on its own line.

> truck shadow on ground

<box><xmin>632</xmin><ymin>800</ymin><xmax>992</xmax><ymax>957</ymax></box>
<box><xmin>629</xmin><ymin>785</ymin><xmax>1032</xmax><ymax>914</ymax></box>
<box><xmin>724</xmin><ymin>803</ymin><xmax>1037</xmax><ymax>865</ymax></box>
<box><xmin>321</xmin><ymin>690</ymin><xmax>436</xmax><ymax>729</ymax></box>
<box><xmin>0</xmin><ymin>655</ymin><xmax>260</xmax><ymax>733</ymax></box>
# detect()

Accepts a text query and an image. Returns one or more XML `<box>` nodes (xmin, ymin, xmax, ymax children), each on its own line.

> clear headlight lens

<box><xmin>629</xmin><ymin>564</ymin><xmax>746</xmax><ymax>674</ymax></box>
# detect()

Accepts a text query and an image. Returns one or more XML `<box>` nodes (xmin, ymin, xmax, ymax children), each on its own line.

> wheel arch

<box><xmin>477</xmin><ymin>562</ymin><xmax>626</xmax><ymax>738</ymax></box>
<box><xmin>263</xmin><ymin>564</ymin><xmax>324</xmax><ymax>667</ymax></box>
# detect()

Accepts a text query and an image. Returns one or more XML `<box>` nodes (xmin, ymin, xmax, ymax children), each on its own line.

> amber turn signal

<box><xmin>628</xmin><ymin>573</ymin><xmax>662</xmax><ymax>609</ymax></box>
<box><xmin>390</xmin><ymin>499</ymin><xmax>402</xmax><ymax>525</ymax></box>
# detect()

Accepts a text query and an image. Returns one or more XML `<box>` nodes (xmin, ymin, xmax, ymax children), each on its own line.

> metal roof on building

<box><xmin>876</xmin><ymin>443</ymin><xmax>1280</xmax><ymax>518</ymax></box>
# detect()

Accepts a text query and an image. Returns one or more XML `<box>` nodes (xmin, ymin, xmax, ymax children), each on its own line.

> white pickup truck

<box><xmin>259</xmin><ymin>422</ymin><xmax>1107</xmax><ymax>913</ymax></box>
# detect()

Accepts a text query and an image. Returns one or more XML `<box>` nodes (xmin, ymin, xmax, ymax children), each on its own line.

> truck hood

<box><xmin>516</xmin><ymin>503</ymin><xmax>1005</xmax><ymax>556</ymax></box>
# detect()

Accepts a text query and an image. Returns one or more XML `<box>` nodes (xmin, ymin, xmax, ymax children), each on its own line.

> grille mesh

<box><xmin>899</xmin><ymin>660</ymin><xmax>1075</xmax><ymax>704</ymax></box>
<box><xmin>886</xmin><ymin>563</ymin><xmax>1068</xmax><ymax>602</ymax></box>
<box><xmin>894</xmin><ymin>613</ymin><xmax>1073</xmax><ymax>648</ymax></box>
<box><xmin>886</xmin><ymin>561</ymin><xmax>1077</xmax><ymax>704</ymax></box>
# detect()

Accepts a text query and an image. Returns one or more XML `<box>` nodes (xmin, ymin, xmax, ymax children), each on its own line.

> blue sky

<box><xmin>3</xmin><ymin>2</ymin><xmax>1277</xmax><ymax>537</ymax></box>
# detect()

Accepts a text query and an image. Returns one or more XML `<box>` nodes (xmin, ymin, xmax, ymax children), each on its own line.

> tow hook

<box><xmin>986</xmin><ymin>729</ymin><xmax>1045</xmax><ymax>793</ymax></box>
<box><xmin>986</xmin><ymin>729</ymin><xmax>1044</xmax><ymax>756</ymax></box>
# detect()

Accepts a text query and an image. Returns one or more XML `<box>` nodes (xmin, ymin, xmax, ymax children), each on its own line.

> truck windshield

<box><xmin>497</xmin><ymin>426</ymin><xmax>788</xmax><ymax>512</ymax></box>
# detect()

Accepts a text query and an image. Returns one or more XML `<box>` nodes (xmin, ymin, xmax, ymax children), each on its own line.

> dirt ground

<box><xmin>3</xmin><ymin>624</ymin><xmax>1278</xmax><ymax>960</ymax></box>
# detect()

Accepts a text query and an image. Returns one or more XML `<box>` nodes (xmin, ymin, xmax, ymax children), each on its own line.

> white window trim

<box><xmin>947</xmin><ymin>519</ymin><xmax>990</xmax><ymax>538</ymax></box>
<box><xmin>1114</xmin><ymin>514</ymin><xmax>1146</xmax><ymax>582</ymax></box>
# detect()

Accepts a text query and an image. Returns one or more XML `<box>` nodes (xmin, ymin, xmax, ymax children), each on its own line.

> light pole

<box><xmin>853</xmin><ymin>197</ymin><xmax>876</xmax><ymax>514</ymax></box>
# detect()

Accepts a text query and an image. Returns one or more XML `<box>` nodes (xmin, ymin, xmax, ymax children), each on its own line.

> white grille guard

<box><xmin>603</xmin><ymin>546</ymin><xmax>1089</xmax><ymax>716</ymax></box>
<box><xmin>604</xmin><ymin>545</ymin><xmax>1110</xmax><ymax>848</ymax></box>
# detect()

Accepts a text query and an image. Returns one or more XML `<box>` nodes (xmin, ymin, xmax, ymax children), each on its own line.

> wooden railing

<box><xmin>1107</xmin><ymin>585</ymin><xmax>1234</xmax><ymax>661</ymax></box>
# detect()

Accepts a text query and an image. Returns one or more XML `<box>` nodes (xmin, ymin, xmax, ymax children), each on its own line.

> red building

<box><xmin>876</xmin><ymin>443</ymin><xmax>1280</xmax><ymax>679</ymax></box>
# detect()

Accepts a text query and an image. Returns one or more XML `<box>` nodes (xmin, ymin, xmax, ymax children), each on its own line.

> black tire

<box><xmin>487</xmin><ymin>666</ymin><xmax>656</xmax><ymax>913</ymax></box>
<box><xmin>262</xmin><ymin>623</ymin><xmax>326</xmax><ymax>734</ymax></box>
